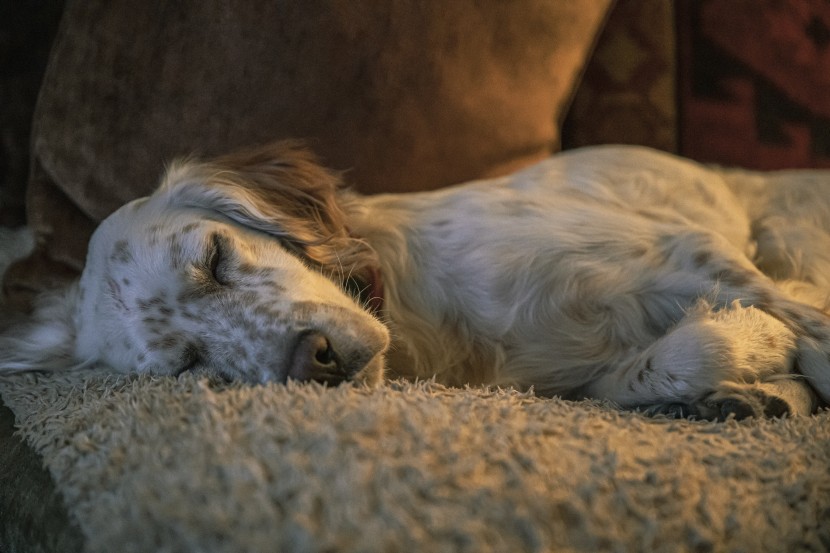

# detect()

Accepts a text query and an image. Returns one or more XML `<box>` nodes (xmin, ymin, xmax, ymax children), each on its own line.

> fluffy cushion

<box><xmin>6</xmin><ymin>0</ymin><xmax>611</xmax><ymax>305</ymax></box>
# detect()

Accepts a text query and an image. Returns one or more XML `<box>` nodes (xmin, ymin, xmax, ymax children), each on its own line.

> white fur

<box><xmin>3</xmin><ymin>143</ymin><xmax>830</xmax><ymax>418</ymax></box>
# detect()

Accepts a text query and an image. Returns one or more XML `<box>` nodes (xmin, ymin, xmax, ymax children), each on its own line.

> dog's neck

<box><xmin>344</xmin><ymin>192</ymin><xmax>503</xmax><ymax>385</ymax></box>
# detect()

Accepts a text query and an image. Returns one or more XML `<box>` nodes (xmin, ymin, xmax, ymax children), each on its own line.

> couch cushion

<box><xmin>5</xmin><ymin>0</ymin><xmax>612</xmax><ymax>306</ymax></box>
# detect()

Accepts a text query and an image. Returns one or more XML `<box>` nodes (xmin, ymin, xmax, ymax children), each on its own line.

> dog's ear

<box><xmin>157</xmin><ymin>140</ymin><xmax>379</xmax><ymax>278</ymax></box>
<box><xmin>0</xmin><ymin>286</ymin><xmax>83</xmax><ymax>373</ymax></box>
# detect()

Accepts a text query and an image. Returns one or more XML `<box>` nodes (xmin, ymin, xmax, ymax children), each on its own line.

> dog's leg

<box><xmin>757</xmin><ymin>295</ymin><xmax>830</xmax><ymax>405</ymax></box>
<box><xmin>753</xmin><ymin>217</ymin><xmax>830</xmax><ymax>290</ymax></box>
<box><xmin>584</xmin><ymin>299</ymin><xmax>818</xmax><ymax>419</ymax></box>
<box><xmin>666</xmin><ymin>228</ymin><xmax>830</xmax><ymax>415</ymax></box>
<box><xmin>577</xmin><ymin>224</ymin><xmax>830</xmax><ymax>418</ymax></box>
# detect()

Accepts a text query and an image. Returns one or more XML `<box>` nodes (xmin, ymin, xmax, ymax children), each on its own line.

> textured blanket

<box><xmin>1</xmin><ymin>370</ymin><xmax>829</xmax><ymax>553</ymax></box>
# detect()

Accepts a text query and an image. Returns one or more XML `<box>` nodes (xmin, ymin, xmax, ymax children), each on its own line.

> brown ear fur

<box><xmin>159</xmin><ymin>140</ymin><xmax>379</xmax><ymax>285</ymax></box>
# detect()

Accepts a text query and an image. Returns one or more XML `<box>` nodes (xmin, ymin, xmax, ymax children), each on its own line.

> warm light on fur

<box><xmin>3</xmin><ymin>142</ymin><xmax>830</xmax><ymax>419</ymax></box>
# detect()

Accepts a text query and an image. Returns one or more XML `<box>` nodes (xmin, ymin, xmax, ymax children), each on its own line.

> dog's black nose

<box><xmin>289</xmin><ymin>330</ymin><xmax>346</xmax><ymax>385</ymax></box>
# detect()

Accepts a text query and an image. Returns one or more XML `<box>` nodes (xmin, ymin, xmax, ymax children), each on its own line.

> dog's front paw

<box><xmin>790</xmin><ymin>334</ymin><xmax>830</xmax><ymax>404</ymax></box>
<box><xmin>762</xmin><ymin>297</ymin><xmax>830</xmax><ymax>404</ymax></box>
<box><xmin>698</xmin><ymin>379</ymin><xmax>817</xmax><ymax>420</ymax></box>
<box><xmin>640</xmin><ymin>379</ymin><xmax>816</xmax><ymax>420</ymax></box>
<box><xmin>649</xmin><ymin>301</ymin><xmax>797</xmax><ymax>392</ymax></box>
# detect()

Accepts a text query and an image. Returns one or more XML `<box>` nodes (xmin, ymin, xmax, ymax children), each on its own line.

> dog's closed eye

<box><xmin>205</xmin><ymin>233</ymin><xmax>231</xmax><ymax>286</ymax></box>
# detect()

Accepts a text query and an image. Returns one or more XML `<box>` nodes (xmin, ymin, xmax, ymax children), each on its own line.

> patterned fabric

<box><xmin>678</xmin><ymin>0</ymin><xmax>830</xmax><ymax>169</ymax></box>
<box><xmin>563</xmin><ymin>0</ymin><xmax>678</xmax><ymax>153</ymax></box>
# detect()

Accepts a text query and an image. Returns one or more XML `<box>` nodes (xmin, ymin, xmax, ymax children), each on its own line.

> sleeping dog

<box><xmin>3</xmin><ymin>141</ymin><xmax>830</xmax><ymax>419</ymax></box>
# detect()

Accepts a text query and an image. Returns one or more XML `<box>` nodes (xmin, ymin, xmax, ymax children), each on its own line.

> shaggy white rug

<box><xmin>0</xmin><ymin>370</ymin><xmax>829</xmax><ymax>553</ymax></box>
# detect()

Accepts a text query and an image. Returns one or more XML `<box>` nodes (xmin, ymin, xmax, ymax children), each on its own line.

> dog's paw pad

<box><xmin>640</xmin><ymin>402</ymin><xmax>699</xmax><ymax>419</ymax></box>
<box><xmin>762</xmin><ymin>395</ymin><xmax>791</xmax><ymax>418</ymax></box>
<box><xmin>716</xmin><ymin>398</ymin><xmax>758</xmax><ymax>420</ymax></box>
<box><xmin>705</xmin><ymin>380</ymin><xmax>811</xmax><ymax>420</ymax></box>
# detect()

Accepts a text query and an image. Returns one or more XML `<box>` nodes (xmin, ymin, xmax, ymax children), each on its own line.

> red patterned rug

<box><xmin>678</xmin><ymin>0</ymin><xmax>830</xmax><ymax>169</ymax></box>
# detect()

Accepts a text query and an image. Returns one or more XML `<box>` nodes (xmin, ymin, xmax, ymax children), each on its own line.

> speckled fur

<box><xmin>3</xmin><ymin>143</ymin><xmax>830</xmax><ymax>418</ymax></box>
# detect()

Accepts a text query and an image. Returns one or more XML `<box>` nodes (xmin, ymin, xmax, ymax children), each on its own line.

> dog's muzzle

<box><xmin>288</xmin><ymin>329</ymin><xmax>381</xmax><ymax>385</ymax></box>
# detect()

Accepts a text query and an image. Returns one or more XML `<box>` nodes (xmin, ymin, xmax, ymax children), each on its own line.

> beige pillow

<box><xmin>7</xmin><ymin>0</ymin><xmax>612</xmax><ymax>307</ymax></box>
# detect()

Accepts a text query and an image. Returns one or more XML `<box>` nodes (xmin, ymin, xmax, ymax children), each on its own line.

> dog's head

<box><xmin>18</xmin><ymin>142</ymin><xmax>389</xmax><ymax>385</ymax></box>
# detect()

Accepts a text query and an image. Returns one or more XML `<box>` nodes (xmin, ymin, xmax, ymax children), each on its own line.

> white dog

<box><xmin>3</xmin><ymin>142</ymin><xmax>830</xmax><ymax>419</ymax></box>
